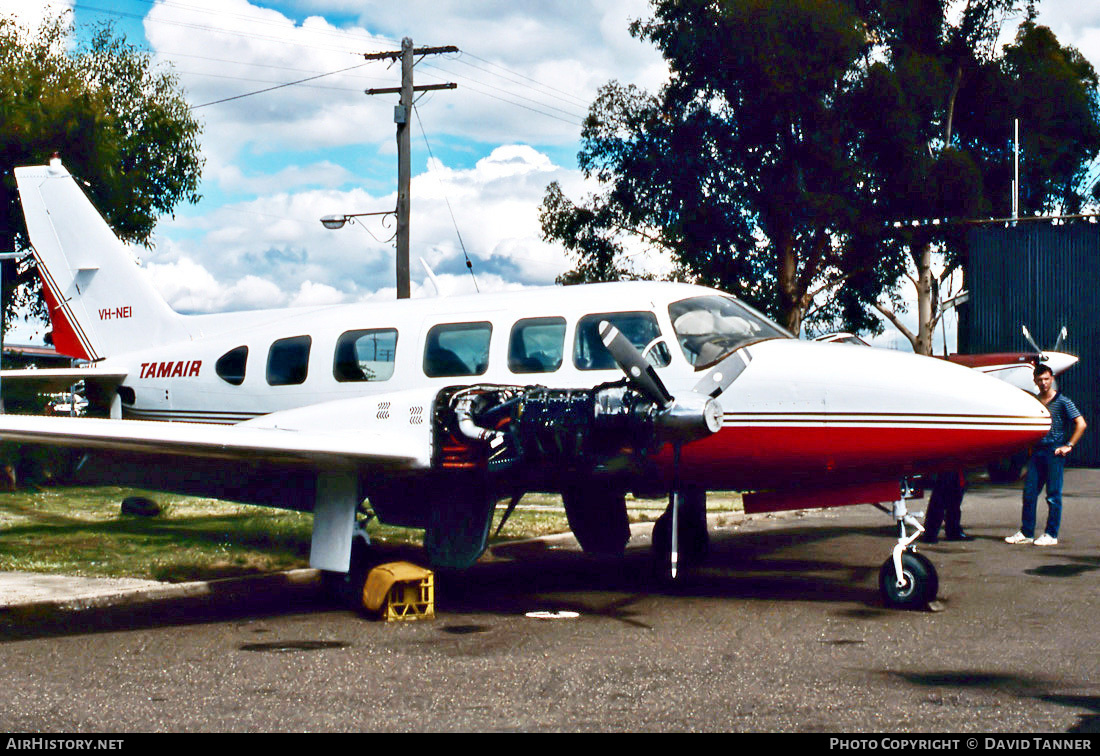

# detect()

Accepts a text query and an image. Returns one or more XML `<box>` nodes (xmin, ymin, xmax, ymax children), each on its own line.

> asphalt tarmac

<box><xmin>0</xmin><ymin>471</ymin><xmax>1098</xmax><ymax>734</ymax></box>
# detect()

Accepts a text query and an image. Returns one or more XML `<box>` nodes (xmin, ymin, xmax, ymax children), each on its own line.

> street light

<box><xmin>319</xmin><ymin>209</ymin><xmax>408</xmax><ymax>298</ymax></box>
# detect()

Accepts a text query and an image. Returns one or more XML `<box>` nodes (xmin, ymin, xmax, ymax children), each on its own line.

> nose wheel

<box><xmin>879</xmin><ymin>551</ymin><xmax>938</xmax><ymax>609</ymax></box>
<box><xmin>876</xmin><ymin>495</ymin><xmax>939</xmax><ymax>609</ymax></box>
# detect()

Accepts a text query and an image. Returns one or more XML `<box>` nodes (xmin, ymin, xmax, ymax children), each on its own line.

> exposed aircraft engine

<box><xmin>435</xmin><ymin>383</ymin><xmax>655</xmax><ymax>474</ymax></box>
<box><xmin>434</xmin><ymin>381</ymin><xmax>720</xmax><ymax>481</ymax></box>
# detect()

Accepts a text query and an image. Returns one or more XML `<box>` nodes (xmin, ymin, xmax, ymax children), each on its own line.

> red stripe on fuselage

<box><xmin>661</xmin><ymin>423</ymin><xmax>1047</xmax><ymax>490</ymax></box>
<box><xmin>946</xmin><ymin>352</ymin><xmax>1036</xmax><ymax>369</ymax></box>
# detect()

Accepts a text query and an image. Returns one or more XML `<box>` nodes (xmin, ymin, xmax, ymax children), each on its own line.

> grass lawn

<box><xmin>0</xmin><ymin>485</ymin><xmax>741</xmax><ymax>582</ymax></box>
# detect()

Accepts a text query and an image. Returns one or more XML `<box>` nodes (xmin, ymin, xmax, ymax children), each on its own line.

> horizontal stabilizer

<box><xmin>0</xmin><ymin>368</ymin><xmax>128</xmax><ymax>395</ymax></box>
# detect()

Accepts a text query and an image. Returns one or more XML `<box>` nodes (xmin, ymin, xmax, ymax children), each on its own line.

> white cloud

<box><xmin>0</xmin><ymin>0</ymin><xmax>73</xmax><ymax>35</ymax></box>
<box><xmin>148</xmin><ymin>143</ymin><xmax>584</xmax><ymax>311</ymax></box>
<box><xmin>290</xmin><ymin>280</ymin><xmax>346</xmax><ymax>307</ymax></box>
<box><xmin>143</xmin><ymin>0</ymin><xmax>665</xmax><ymax>158</ymax></box>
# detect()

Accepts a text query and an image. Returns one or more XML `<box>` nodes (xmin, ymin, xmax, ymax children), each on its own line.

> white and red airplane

<box><xmin>0</xmin><ymin>159</ymin><xmax>1053</xmax><ymax>610</ymax></box>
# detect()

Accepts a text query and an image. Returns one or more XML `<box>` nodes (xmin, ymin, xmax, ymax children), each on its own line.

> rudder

<box><xmin>15</xmin><ymin>159</ymin><xmax>190</xmax><ymax>361</ymax></box>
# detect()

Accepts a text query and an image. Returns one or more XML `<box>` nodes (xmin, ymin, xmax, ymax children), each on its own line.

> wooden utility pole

<box><xmin>365</xmin><ymin>39</ymin><xmax>457</xmax><ymax>299</ymax></box>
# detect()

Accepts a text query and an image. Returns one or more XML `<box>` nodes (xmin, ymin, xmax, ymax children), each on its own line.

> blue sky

<box><xmin>4</xmin><ymin>0</ymin><xmax>1100</xmax><ymax>353</ymax></box>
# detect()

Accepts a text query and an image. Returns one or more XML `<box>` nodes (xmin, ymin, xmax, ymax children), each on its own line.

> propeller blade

<box><xmin>1021</xmin><ymin>325</ymin><xmax>1043</xmax><ymax>354</ymax></box>
<box><xmin>693</xmin><ymin>347</ymin><xmax>753</xmax><ymax>398</ymax></box>
<box><xmin>599</xmin><ymin>320</ymin><xmax>674</xmax><ymax>409</ymax></box>
<box><xmin>1053</xmin><ymin>326</ymin><xmax>1067</xmax><ymax>353</ymax></box>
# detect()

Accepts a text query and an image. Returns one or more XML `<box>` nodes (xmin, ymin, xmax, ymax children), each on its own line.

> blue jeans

<box><xmin>1022</xmin><ymin>448</ymin><xmax>1065</xmax><ymax>538</ymax></box>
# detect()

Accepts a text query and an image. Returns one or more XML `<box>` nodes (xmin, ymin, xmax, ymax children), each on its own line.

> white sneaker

<box><xmin>1034</xmin><ymin>534</ymin><xmax>1058</xmax><ymax>546</ymax></box>
<box><xmin>1005</xmin><ymin>532</ymin><xmax>1034</xmax><ymax>544</ymax></box>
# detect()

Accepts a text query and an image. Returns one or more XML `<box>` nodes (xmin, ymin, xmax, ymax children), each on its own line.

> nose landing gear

<box><xmin>877</xmin><ymin>496</ymin><xmax>939</xmax><ymax>609</ymax></box>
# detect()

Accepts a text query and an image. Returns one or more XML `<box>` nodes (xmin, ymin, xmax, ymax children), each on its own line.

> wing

<box><xmin>0</xmin><ymin>390</ymin><xmax>435</xmax><ymax>470</ymax></box>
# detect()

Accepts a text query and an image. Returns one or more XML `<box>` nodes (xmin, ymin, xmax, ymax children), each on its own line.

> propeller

<box><xmin>599</xmin><ymin>320</ymin><xmax>673</xmax><ymax>409</ymax></box>
<box><xmin>599</xmin><ymin>321</ymin><xmax>740</xmax><ymax>577</ymax></box>
<box><xmin>693</xmin><ymin>347</ymin><xmax>754</xmax><ymax>398</ymax></box>
<box><xmin>1022</xmin><ymin>324</ymin><xmax>1069</xmax><ymax>362</ymax></box>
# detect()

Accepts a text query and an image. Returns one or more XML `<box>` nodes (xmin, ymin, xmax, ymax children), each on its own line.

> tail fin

<box><xmin>15</xmin><ymin>159</ymin><xmax>190</xmax><ymax>361</ymax></box>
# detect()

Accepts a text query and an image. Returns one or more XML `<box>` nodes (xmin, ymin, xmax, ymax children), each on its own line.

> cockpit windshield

<box><xmin>669</xmin><ymin>295</ymin><xmax>790</xmax><ymax>368</ymax></box>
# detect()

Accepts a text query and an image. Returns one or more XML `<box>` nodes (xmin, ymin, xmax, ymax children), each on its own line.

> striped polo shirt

<box><xmin>1038</xmin><ymin>393</ymin><xmax>1082</xmax><ymax>448</ymax></box>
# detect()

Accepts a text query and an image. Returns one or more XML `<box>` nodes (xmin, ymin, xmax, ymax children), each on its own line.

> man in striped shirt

<box><xmin>1005</xmin><ymin>364</ymin><xmax>1086</xmax><ymax>547</ymax></box>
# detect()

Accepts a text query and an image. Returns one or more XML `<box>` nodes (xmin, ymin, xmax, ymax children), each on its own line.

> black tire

<box><xmin>120</xmin><ymin>496</ymin><xmax>160</xmax><ymax>517</ymax></box>
<box><xmin>322</xmin><ymin>538</ymin><xmax>372</xmax><ymax>611</ymax></box>
<box><xmin>879</xmin><ymin>551</ymin><xmax>938</xmax><ymax>610</ymax></box>
<box><xmin>562</xmin><ymin>485</ymin><xmax>630</xmax><ymax>556</ymax></box>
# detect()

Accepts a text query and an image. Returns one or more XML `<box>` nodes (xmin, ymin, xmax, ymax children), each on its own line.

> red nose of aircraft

<box><xmin>675</xmin><ymin>339</ymin><xmax>1051</xmax><ymax>488</ymax></box>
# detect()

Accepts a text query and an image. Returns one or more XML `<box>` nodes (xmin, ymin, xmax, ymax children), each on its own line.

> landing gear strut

<box><xmin>876</xmin><ymin>497</ymin><xmax>939</xmax><ymax>609</ymax></box>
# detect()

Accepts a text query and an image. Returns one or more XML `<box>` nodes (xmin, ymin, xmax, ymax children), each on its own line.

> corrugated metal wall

<box><xmin>964</xmin><ymin>222</ymin><xmax>1099</xmax><ymax>466</ymax></box>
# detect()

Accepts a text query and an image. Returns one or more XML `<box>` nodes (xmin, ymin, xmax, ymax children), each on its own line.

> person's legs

<box><xmin>1020</xmin><ymin>452</ymin><xmax>1047</xmax><ymax>538</ymax></box>
<box><xmin>1043</xmin><ymin>454</ymin><xmax>1065</xmax><ymax>538</ymax></box>
<box><xmin>923</xmin><ymin>474</ymin><xmax>948</xmax><ymax>540</ymax></box>
<box><xmin>943</xmin><ymin>473</ymin><xmax>967</xmax><ymax>538</ymax></box>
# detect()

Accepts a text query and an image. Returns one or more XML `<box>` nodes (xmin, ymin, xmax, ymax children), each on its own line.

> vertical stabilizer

<box><xmin>15</xmin><ymin>160</ymin><xmax>190</xmax><ymax>361</ymax></box>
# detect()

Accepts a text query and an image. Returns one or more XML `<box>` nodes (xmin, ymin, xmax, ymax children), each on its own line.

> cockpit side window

<box><xmin>508</xmin><ymin>317</ymin><xmax>565</xmax><ymax>374</ymax></box>
<box><xmin>573</xmin><ymin>311</ymin><xmax>670</xmax><ymax>371</ymax></box>
<box><xmin>423</xmin><ymin>322</ymin><xmax>492</xmax><ymax>377</ymax></box>
<box><xmin>669</xmin><ymin>295</ymin><xmax>789</xmax><ymax>368</ymax></box>
<box><xmin>215</xmin><ymin>346</ymin><xmax>248</xmax><ymax>386</ymax></box>
<box><xmin>266</xmin><ymin>335</ymin><xmax>312</xmax><ymax>386</ymax></box>
<box><xmin>334</xmin><ymin>328</ymin><xmax>398</xmax><ymax>382</ymax></box>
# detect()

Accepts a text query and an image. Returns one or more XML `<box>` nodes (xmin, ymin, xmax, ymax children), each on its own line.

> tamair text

<box><xmin>139</xmin><ymin>361</ymin><xmax>201</xmax><ymax>379</ymax></box>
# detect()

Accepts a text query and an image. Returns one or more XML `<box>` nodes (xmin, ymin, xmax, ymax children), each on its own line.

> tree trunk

<box><xmin>912</xmin><ymin>242</ymin><xmax>936</xmax><ymax>356</ymax></box>
<box><xmin>777</xmin><ymin>237</ymin><xmax>806</xmax><ymax>334</ymax></box>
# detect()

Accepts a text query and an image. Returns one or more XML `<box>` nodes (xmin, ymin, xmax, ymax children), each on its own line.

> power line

<box><xmin>445</xmin><ymin>51</ymin><xmax>590</xmax><ymax>108</ymax></box>
<box><xmin>419</xmin><ymin>61</ymin><xmax>586</xmax><ymax>122</ymax></box>
<box><xmin>191</xmin><ymin>62</ymin><xmax>370</xmax><ymax>109</ymax></box>
<box><xmin>75</xmin><ymin>1</ymin><xmax>591</xmax><ymax>125</ymax></box>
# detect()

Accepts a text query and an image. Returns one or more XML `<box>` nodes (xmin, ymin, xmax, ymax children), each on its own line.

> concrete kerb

<box><xmin>0</xmin><ymin>509</ymin><xmax>758</xmax><ymax>621</ymax></box>
<box><xmin>0</xmin><ymin>568</ymin><xmax>325</xmax><ymax>626</ymax></box>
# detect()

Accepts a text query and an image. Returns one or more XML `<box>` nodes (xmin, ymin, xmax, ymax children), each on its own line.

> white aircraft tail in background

<box><xmin>14</xmin><ymin>157</ymin><xmax>191</xmax><ymax>362</ymax></box>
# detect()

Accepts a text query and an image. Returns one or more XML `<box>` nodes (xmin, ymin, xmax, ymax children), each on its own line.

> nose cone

<box><xmin>705</xmin><ymin>339</ymin><xmax>1050</xmax><ymax>484</ymax></box>
<box><xmin>1043</xmin><ymin>351</ymin><xmax>1079</xmax><ymax>377</ymax></box>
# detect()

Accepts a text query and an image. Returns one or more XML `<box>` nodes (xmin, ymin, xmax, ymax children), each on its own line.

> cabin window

<box><xmin>423</xmin><ymin>322</ymin><xmax>492</xmax><ymax>377</ymax></box>
<box><xmin>266</xmin><ymin>336</ymin><xmax>311</xmax><ymax>386</ymax></box>
<box><xmin>669</xmin><ymin>295</ymin><xmax>789</xmax><ymax>368</ymax></box>
<box><xmin>573</xmin><ymin>311</ymin><xmax>671</xmax><ymax>371</ymax></box>
<box><xmin>334</xmin><ymin>328</ymin><xmax>398</xmax><ymax>382</ymax></box>
<box><xmin>215</xmin><ymin>346</ymin><xmax>248</xmax><ymax>386</ymax></box>
<box><xmin>508</xmin><ymin>317</ymin><xmax>565</xmax><ymax>374</ymax></box>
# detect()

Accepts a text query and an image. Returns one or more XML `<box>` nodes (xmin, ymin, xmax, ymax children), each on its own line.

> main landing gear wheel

<box><xmin>562</xmin><ymin>484</ymin><xmax>630</xmax><ymax>556</ymax></box>
<box><xmin>879</xmin><ymin>551</ymin><xmax>938</xmax><ymax>610</ymax></box>
<box><xmin>322</xmin><ymin>536</ymin><xmax>373</xmax><ymax>612</ymax></box>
